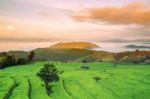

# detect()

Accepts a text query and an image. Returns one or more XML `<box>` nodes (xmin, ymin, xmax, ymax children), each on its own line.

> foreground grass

<box><xmin>0</xmin><ymin>62</ymin><xmax>150</xmax><ymax>99</ymax></box>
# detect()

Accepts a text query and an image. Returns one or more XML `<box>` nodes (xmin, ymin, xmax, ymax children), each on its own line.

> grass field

<box><xmin>0</xmin><ymin>61</ymin><xmax>150</xmax><ymax>99</ymax></box>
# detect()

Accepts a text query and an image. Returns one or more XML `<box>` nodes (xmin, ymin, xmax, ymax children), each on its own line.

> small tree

<box><xmin>37</xmin><ymin>63</ymin><xmax>59</xmax><ymax>94</ymax></box>
<box><xmin>28</xmin><ymin>51</ymin><xmax>35</xmax><ymax>61</ymax></box>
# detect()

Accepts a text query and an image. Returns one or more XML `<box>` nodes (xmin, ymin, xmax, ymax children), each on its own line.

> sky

<box><xmin>0</xmin><ymin>0</ymin><xmax>150</xmax><ymax>43</ymax></box>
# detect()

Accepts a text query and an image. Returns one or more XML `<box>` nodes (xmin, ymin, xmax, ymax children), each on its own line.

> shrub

<box><xmin>82</xmin><ymin>59</ymin><xmax>88</xmax><ymax>63</ymax></box>
<box><xmin>93</xmin><ymin>77</ymin><xmax>101</xmax><ymax>82</ymax></box>
<box><xmin>80</xmin><ymin>65</ymin><xmax>90</xmax><ymax>69</ymax></box>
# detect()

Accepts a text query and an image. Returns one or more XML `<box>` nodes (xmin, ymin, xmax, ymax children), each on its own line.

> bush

<box><xmin>80</xmin><ymin>65</ymin><xmax>90</xmax><ymax>69</ymax></box>
<box><xmin>82</xmin><ymin>59</ymin><xmax>88</xmax><ymax>63</ymax></box>
<box><xmin>93</xmin><ymin>77</ymin><xmax>101</xmax><ymax>82</ymax></box>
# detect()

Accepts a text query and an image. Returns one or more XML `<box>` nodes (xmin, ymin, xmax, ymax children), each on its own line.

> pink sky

<box><xmin>0</xmin><ymin>0</ymin><xmax>150</xmax><ymax>42</ymax></box>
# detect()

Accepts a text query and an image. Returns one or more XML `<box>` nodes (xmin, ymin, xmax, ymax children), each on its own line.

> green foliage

<box><xmin>0</xmin><ymin>52</ymin><xmax>7</xmax><ymax>57</ymax></box>
<box><xmin>37</xmin><ymin>63</ymin><xmax>59</xmax><ymax>84</ymax></box>
<box><xmin>0</xmin><ymin>55</ymin><xmax>17</xmax><ymax>69</ymax></box>
<box><xmin>0</xmin><ymin>52</ymin><xmax>28</xmax><ymax>69</ymax></box>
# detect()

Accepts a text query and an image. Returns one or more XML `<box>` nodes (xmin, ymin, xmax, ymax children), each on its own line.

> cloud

<box><xmin>37</xmin><ymin>11</ymin><xmax>52</xmax><ymax>19</ymax></box>
<box><xmin>0</xmin><ymin>38</ymin><xmax>57</xmax><ymax>43</ymax></box>
<box><xmin>71</xmin><ymin>2</ymin><xmax>150</xmax><ymax>25</ymax></box>
<box><xmin>99</xmin><ymin>39</ymin><xmax>150</xmax><ymax>43</ymax></box>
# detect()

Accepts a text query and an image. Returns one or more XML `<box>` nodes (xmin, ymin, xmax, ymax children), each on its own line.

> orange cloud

<box><xmin>72</xmin><ymin>2</ymin><xmax>150</xmax><ymax>25</ymax></box>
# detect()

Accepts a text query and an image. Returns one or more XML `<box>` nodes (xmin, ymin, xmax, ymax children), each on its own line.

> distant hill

<box><xmin>8</xmin><ymin>51</ymin><xmax>29</xmax><ymax>58</ymax></box>
<box><xmin>34</xmin><ymin>48</ymin><xmax>93</xmax><ymax>61</ymax></box>
<box><xmin>49</xmin><ymin>42</ymin><xmax>99</xmax><ymax>49</ymax></box>
<box><xmin>7</xmin><ymin>49</ymin><xmax>150</xmax><ymax>63</ymax></box>
<box><xmin>119</xmin><ymin>51</ymin><xmax>150</xmax><ymax>63</ymax></box>
<box><xmin>76</xmin><ymin>51</ymin><xmax>115</xmax><ymax>62</ymax></box>
<box><xmin>7</xmin><ymin>48</ymin><xmax>114</xmax><ymax>62</ymax></box>
<box><xmin>125</xmin><ymin>44</ymin><xmax>150</xmax><ymax>49</ymax></box>
<box><xmin>6</xmin><ymin>42</ymin><xmax>150</xmax><ymax>64</ymax></box>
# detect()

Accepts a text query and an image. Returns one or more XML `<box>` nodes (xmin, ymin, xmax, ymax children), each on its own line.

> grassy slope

<box><xmin>0</xmin><ymin>62</ymin><xmax>150</xmax><ymax>99</ymax></box>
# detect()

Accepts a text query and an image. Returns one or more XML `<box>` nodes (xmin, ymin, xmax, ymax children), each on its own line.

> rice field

<box><xmin>0</xmin><ymin>62</ymin><xmax>150</xmax><ymax>99</ymax></box>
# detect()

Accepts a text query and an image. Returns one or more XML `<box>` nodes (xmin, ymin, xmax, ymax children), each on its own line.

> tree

<box><xmin>37</xmin><ymin>63</ymin><xmax>59</xmax><ymax>94</ymax></box>
<box><xmin>0</xmin><ymin>52</ymin><xmax>29</xmax><ymax>69</ymax></box>
<box><xmin>17</xmin><ymin>58</ymin><xmax>28</xmax><ymax>64</ymax></box>
<box><xmin>5</xmin><ymin>55</ymin><xmax>17</xmax><ymax>66</ymax></box>
<box><xmin>28</xmin><ymin>51</ymin><xmax>35</xmax><ymax>61</ymax></box>
<box><xmin>0</xmin><ymin>52</ymin><xmax>7</xmax><ymax>57</ymax></box>
<box><xmin>0</xmin><ymin>59</ymin><xmax>5</xmax><ymax>69</ymax></box>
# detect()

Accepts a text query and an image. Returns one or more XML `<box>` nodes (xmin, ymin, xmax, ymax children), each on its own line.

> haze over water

<box><xmin>0</xmin><ymin>42</ymin><xmax>149</xmax><ymax>52</ymax></box>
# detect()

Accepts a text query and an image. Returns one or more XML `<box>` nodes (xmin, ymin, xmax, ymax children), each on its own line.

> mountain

<box><xmin>49</xmin><ymin>42</ymin><xmax>99</xmax><ymax>49</ymax></box>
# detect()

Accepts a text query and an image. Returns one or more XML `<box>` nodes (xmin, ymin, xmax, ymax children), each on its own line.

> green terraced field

<box><xmin>0</xmin><ymin>62</ymin><xmax>150</xmax><ymax>99</ymax></box>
